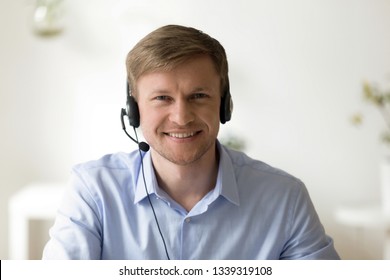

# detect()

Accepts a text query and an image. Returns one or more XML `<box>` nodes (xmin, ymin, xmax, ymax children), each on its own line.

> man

<box><xmin>43</xmin><ymin>25</ymin><xmax>340</xmax><ymax>259</ymax></box>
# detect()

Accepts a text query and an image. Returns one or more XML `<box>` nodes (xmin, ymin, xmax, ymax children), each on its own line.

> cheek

<box><xmin>139</xmin><ymin>104</ymin><xmax>221</xmax><ymax>133</ymax></box>
<box><xmin>140</xmin><ymin>111</ymin><xmax>157</xmax><ymax>130</ymax></box>
<box><xmin>201</xmin><ymin>110</ymin><xmax>220</xmax><ymax>137</ymax></box>
<box><xmin>139</xmin><ymin>120</ymin><xmax>154</xmax><ymax>145</ymax></box>
<box><xmin>139</xmin><ymin>103</ymin><xmax>160</xmax><ymax>124</ymax></box>
<box><xmin>204</xmin><ymin>107</ymin><xmax>221</xmax><ymax>126</ymax></box>
<box><xmin>212</xmin><ymin>119</ymin><xmax>220</xmax><ymax>136</ymax></box>
<box><xmin>139</xmin><ymin>108</ymin><xmax>165</xmax><ymax>141</ymax></box>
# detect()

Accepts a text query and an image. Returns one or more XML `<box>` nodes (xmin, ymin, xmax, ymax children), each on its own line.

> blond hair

<box><xmin>126</xmin><ymin>25</ymin><xmax>229</xmax><ymax>97</ymax></box>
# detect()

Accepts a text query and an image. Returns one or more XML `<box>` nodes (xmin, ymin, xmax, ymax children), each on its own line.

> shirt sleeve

<box><xmin>42</xmin><ymin>170</ymin><xmax>103</xmax><ymax>260</ymax></box>
<box><xmin>280</xmin><ymin>182</ymin><xmax>340</xmax><ymax>260</ymax></box>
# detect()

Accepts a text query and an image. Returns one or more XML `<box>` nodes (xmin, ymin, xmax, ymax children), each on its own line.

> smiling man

<box><xmin>42</xmin><ymin>25</ymin><xmax>340</xmax><ymax>260</ymax></box>
<box><xmin>136</xmin><ymin>55</ymin><xmax>221</xmax><ymax>212</ymax></box>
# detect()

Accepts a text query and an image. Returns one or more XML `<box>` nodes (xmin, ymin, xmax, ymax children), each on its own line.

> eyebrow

<box><xmin>150</xmin><ymin>86</ymin><xmax>212</xmax><ymax>95</ymax></box>
<box><xmin>150</xmin><ymin>89</ymin><xmax>171</xmax><ymax>95</ymax></box>
<box><xmin>191</xmin><ymin>87</ymin><xmax>211</xmax><ymax>92</ymax></box>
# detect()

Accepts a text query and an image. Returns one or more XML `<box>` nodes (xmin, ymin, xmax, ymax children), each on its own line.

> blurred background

<box><xmin>1</xmin><ymin>0</ymin><xmax>390</xmax><ymax>259</ymax></box>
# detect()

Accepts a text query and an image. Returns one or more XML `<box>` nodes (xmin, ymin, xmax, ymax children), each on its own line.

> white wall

<box><xmin>1</xmin><ymin>0</ymin><xmax>390</xmax><ymax>259</ymax></box>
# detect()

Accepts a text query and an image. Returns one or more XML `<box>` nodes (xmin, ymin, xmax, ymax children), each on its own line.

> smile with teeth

<box><xmin>167</xmin><ymin>131</ymin><xmax>198</xmax><ymax>139</ymax></box>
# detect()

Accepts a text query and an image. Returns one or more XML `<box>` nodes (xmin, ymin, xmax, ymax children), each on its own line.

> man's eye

<box><xmin>155</xmin><ymin>96</ymin><xmax>170</xmax><ymax>101</ymax></box>
<box><xmin>192</xmin><ymin>93</ymin><xmax>208</xmax><ymax>99</ymax></box>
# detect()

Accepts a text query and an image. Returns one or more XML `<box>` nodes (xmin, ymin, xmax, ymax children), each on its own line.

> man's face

<box><xmin>136</xmin><ymin>55</ymin><xmax>221</xmax><ymax>166</ymax></box>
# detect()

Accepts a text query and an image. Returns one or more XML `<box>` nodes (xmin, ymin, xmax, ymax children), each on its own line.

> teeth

<box><xmin>168</xmin><ymin>132</ymin><xmax>195</xmax><ymax>138</ymax></box>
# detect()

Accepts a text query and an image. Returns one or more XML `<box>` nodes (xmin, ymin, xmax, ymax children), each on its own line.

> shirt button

<box><xmin>185</xmin><ymin>217</ymin><xmax>191</xmax><ymax>223</ymax></box>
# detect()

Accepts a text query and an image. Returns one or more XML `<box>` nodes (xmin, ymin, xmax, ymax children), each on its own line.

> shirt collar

<box><xmin>133</xmin><ymin>142</ymin><xmax>240</xmax><ymax>206</ymax></box>
<box><xmin>215</xmin><ymin>142</ymin><xmax>240</xmax><ymax>206</ymax></box>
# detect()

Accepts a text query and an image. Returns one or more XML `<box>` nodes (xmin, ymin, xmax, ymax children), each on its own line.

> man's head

<box><xmin>125</xmin><ymin>25</ymin><xmax>231</xmax><ymax>166</ymax></box>
<box><xmin>126</xmin><ymin>25</ymin><xmax>229</xmax><ymax>99</ymax></box>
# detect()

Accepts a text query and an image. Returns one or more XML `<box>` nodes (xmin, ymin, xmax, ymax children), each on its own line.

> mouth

<box><xmin>165</xmin><ymin>131</ymin><xmax>201</xmax><ymax>139</ymax></box>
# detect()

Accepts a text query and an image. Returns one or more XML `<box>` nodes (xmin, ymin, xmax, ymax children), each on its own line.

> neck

<box><xmin>151</xmin><ymin>145</ymin><xmax>219</xmax><ymax>212</ymax></box>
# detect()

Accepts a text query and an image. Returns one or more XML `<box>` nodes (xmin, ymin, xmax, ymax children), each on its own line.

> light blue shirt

<box><xmin>43</xmin><ymin>143</ymin><xmax>339</xmax><ymax>260</ymax></box>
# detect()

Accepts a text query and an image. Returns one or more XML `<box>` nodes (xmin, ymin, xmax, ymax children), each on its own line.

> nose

<box><xmin>169</xmin><ymin>99</ymin><xmax>194</xmax><ymax>126</ymax></box>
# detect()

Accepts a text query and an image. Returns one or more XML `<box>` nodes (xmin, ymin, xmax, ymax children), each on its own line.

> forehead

<box><xmin>135</xmin><ymin>56</ymin><xmax>220</xmax><ymax>94</ymax></box>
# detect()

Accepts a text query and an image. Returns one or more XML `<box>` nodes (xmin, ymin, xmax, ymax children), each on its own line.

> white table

<box><xmin>8</xmin><ymin>182</ymin><xmax>67</xmax><ymax>259</ymax></box>
<box><xmin>335</xmin><ymin>203</ymin><xmax>390</xmax><ymax>259</ymax></box>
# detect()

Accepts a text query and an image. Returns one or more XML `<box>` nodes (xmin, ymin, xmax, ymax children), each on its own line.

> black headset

<box><xmin>125</xmin><ymin>80</ymin><xmax>232</xmax><ymax>128</ymax></box>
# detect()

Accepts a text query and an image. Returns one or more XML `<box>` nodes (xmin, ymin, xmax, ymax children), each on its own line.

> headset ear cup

<box><xmin>220</xmin><ymin>90</ymin><xmax>233</xmax><ymax>124</ymax></box>
<box><xmin>127</xmin><ymin>95</ymin><xmax>140</xmax><ymax>128</ymax></box>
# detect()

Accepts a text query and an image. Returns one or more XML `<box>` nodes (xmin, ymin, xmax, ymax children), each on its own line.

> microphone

<box><xmin>121</xmin><ymin>109</ymin><xmax>150</xmax><ymax>152</ymax></box>
<box><xmin>138</xmin><ymin>141</ymin><xmax>150</xmax><ymax>152</ymax></box>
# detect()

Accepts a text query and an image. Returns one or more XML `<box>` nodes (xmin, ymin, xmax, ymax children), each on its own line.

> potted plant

<box><xmin>352</xmin><ymin>81</ymin><xmax>390</xmax><ymax>217</ymax></box>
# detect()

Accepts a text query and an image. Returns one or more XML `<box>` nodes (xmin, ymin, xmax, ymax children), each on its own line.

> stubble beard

<box><xmin>152</xmin><ymin>138</ymin><xmax>216</xmax><ymax>166</ymax></box>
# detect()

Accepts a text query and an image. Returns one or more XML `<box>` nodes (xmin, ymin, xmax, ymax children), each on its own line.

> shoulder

<box><xmin>221</xmin><ymin>145</ymin><xmax>305</xmax><ymax>193</ymax></box>
<box><xmin>70</xmin><ymin>150</ymin><xmax>144</xmax><ymax>196</ymax></box>
<box><xmin>72</xmin><ymin>151</ymin><xmax>140</xmax><ymax>175</ymax></box>
<box><xmin>221</xmin><ymin>146</ymin><xmax>314</xmax><ymax>226</ymax></box>
<box><xmin>224</xmin><ymin>147</ymin><xmax>302</xmax><ymax>184</ymax></box>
